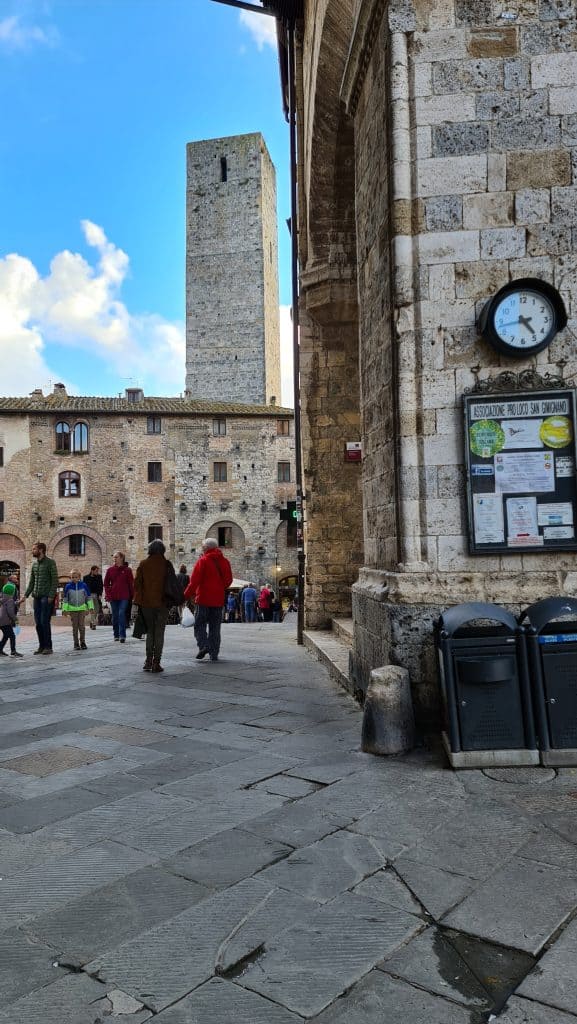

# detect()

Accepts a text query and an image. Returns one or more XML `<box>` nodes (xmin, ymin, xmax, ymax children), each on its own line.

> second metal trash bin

<box><xmin>520</xmin><ymin>596</ymin><xmax>577</xmax><ymax>767</ymax></box>
<box><xmin>436</xmin><ymin>602</ymin><xmax>537</xmax><ymax>768</ymax></box>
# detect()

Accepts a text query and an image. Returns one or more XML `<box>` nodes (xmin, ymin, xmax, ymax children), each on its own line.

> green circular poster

<box><xmin>470</xmin><ymin>420</ymin><xmax>505</xmax><ymax>459</ymax></box>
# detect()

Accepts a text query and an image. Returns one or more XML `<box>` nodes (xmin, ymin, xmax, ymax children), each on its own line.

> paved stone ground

<box><xmin>1</xmin><ymin>618</ymin><xmax>577</xmax><ymax>1022</ymax></box>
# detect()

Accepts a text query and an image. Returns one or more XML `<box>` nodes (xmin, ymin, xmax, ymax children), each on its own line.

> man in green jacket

<box><xmin>25</xmin><ymin>542</ymin><xmax>59</xmax><ymax>654</ymax></box>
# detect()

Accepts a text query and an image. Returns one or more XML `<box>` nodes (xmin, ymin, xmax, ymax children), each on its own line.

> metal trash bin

<box><xmin>520</xmin><ymin>597</ymin><xmax>577</xmax><ymax>767</ymax></box>
<box><xmin>436</xmin><ymin>602</ymin><xmax>537</xmax><ymax>768</ymax></box>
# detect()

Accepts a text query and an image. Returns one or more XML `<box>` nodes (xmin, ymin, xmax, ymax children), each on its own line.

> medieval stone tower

<box><xmin>185</xmin><ymin>133</ymin><xmax>281</xmax><ymax>405</ymax></box>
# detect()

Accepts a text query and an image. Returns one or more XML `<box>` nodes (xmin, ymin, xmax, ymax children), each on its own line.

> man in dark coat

<box><xmin>83</xmin><ymin>565</ymin><xmax>103</xmax><ymax>630</ymax></box>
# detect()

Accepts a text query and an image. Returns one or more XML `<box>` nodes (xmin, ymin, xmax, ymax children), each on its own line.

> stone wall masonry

<box><xmin>0</xmin><ymin>406</ymin><xmax>296</xmax><ymax>598</ymax></box>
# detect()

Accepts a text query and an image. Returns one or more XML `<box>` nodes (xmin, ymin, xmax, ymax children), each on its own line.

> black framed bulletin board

<box><xmin>464</xmin><ymin>389</ymin><xmax>577</xmax><ymax>555</ymax></box>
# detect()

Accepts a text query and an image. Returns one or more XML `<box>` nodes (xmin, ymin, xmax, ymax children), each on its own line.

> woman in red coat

<box><xmin>104</xmin><ymin>551</ymin><xmax>134</xmax><ymax>643</ymax></box>
<box><xmin>184</xmin><ymin>538</ymin><xmax>232</xmax><ymax>663</ymax></box>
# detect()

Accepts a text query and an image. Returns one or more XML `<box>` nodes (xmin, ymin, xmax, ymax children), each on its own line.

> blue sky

<box><xmin>0</xmin><ymin>0</ymin><xmax>293</xmax><ymax>401</ymax></box>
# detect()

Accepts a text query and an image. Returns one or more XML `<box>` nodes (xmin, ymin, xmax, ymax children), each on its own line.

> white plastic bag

<box><xmin>181</xmin><ymin>606</ymin><xmax>195</xmax><ymax>628</ymax></box>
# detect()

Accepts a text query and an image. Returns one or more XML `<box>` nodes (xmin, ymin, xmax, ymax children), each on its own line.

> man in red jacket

<box><xmin>184</xmin><ymin>538</ymin><xmax>233</xmax><ymax>662</ymax></box>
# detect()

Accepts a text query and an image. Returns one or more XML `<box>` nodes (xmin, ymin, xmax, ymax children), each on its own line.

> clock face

<box><xmin>493</xmin><ymin>288</ymin><xmax>556</xmax><ymax>351</ymax></box>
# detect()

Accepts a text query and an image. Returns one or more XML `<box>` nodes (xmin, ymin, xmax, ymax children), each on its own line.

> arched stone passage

<box><xmin>48</xmin><ymin>525</ymin><xmax>105</xmax><ymax>579</ymax></box>
<box><xmin>298</xmin><ymin>0</ymin><xmax>363</xmax><ymax>628</ymax></box>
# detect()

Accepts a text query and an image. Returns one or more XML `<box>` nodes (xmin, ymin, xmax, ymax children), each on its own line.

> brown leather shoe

<box><xmin>143</xmin><ymin>657</ymin><xmax>152</xmax><ymax>672</ymax></box>
<box><xmin>151</xmin><ymin>659</ymin><xmax>164</xmax><ymax>673</ymax></box>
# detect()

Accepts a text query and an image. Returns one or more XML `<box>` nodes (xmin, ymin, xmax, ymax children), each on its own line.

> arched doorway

<box><xmin>0</xmin><ymin>533</ymin><xmax>26</xmax><ymax>592</ymax></box>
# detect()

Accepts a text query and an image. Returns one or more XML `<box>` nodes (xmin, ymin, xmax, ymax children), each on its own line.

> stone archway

<box><xmin>48</xmin><ymin>525</ymin><xmax>106</xmax><ymax>579</ymax></box>
<box><xmin>298</xmin><ymin>0</ymin><xmax>363</xmax><ymax>628</ymax></box>
<box><xmin>205</xmin><ymin>520</ymin><xmax>247</xmax><ymax>580</ymax></box>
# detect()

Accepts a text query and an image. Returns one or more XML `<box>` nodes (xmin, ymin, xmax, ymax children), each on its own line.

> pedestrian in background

<box><xmin>0</xmin><ymin>582</ymin><xmax>23</xmax><ymax>657</ymax></box>
<box><xmin>104</xmin><ymin>551</ymin><xmax>134</xmax><ymax>643</ymax></box>
<box><xmin>83</xmin><ymin>564</ymin><xmax>103</xmax><ymax>630</ymax></box>
<box><xmin>24</xmin><ymin>541</ymin><xmax>58</xmax><ymax>655</ymax></box>
<box><xmin>185</xmin><ymin>538</ymin><xmax>232</xmax><ymax>663</ymax></box>
<box><xmin>134</xmin><ymin>539</ymin><xmax>178</xmax><ymax>673</ymax></box>
<box><xmin>272</xmin><ymin>593</ymin><xmax>282</xmax><ymax>623</ymax></box>
<box><xmin>226</xmin><ymin>591</ymin><xmax>238</xmax><ymax>623</ymax></box>
<box><xmin>259</xmin><ymin>584</ymin><xmax>273</xmax><ymax>622</ymax></box>
<box><xmin>176</xmin><ymin>563</ymin><xmax>190</xmax><ymax>623</ymax></box>
<box><xmin>62</xmin><ymin>570</ymin><xmax>93</xmax><ymax>650</ymax></box>
<box><xmin>241</xmin><ymin>582</ymin><xmax>257</xmax><ymax>623</ymax></box>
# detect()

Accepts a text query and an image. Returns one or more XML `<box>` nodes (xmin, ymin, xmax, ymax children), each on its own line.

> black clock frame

<box><xmin>478</xmin><ymin>277</ymin><xmax>567</xmax><ymax>359</ymax></box>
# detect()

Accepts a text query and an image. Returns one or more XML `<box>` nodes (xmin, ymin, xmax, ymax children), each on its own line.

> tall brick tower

<box><xmin>185</xmin><ymin>133</ymin><xmax>281</xmax><ymax>405</ymax></box>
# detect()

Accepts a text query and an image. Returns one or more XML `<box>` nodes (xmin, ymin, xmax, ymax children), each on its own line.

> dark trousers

<box><xmin>0</xmin><ymin>625</ymin><xmax>16</xmax><ymax>653</ymax></box>
<box><xmin>194</xmin><ymin>605</ymin><xmax>222</xmax><ymax>658</ymax></box>
<box><xmin>34</xmin><ymin>596</ymin><xmax>53</xmax><ymax>650</ymax></box>
<box><xmin>141</xmin><ymin>607</ymin><xmax>169</xmax><ymax>661</ymax></box>
<box><xmin>110</xmin><ymin>599</ymin><xmax>129</xmax><ymax>639</ymax></box>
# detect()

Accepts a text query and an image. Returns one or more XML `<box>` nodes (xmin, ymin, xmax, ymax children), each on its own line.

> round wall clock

<box><xmin>478</xmin><ymin>278</ymin><xmax>567</xmax><ymax>359</ymax></box>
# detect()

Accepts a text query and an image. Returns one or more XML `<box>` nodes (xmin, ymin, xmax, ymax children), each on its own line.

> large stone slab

<box><xmin>0</xmin><ymin>785</ymin><xmax>112</xmax><ymax>833</ymax></box>
<box><xmin>445</xmin><ymin>857</ymin><xmax>577</xmax><ymax>954</ymax></box>
<box><xmin>378</xmin><ymin>927</ymin><xmax>491</xmax><ymax>1009</ymax></box>
<box><xmin>238</xmin><ymin>892</ymin><xmax>423</xmax><ymax>1017</ymax></box>
<box><xmin>396</xmin><ymin>799</ymin><xmax>540</xmax><ymax>879</ymax></box>
<box><xmin>87</xmin><ymin>878</ymin><xmax>317</xmax><ymax>1012</ymax></box>
<box><xmin>0</xmin><ymin>927</ymin><xmax>68</xmax><ymax>1007</ymax></box>
<box><xmin>309</xmin><ymin>970</ymin><xmax>477</xmax><ymax>1024</ymax></box>
<box><xmin>24</xmin><ymin>865</ymin><xmax>209</xmax><ymax>963</ymax></box>
<box><xmin>159</xmin><ymin>752</ymin><xmax>300</xmax><ymax>801</ymax></box>
<box><xmin>352</xmin><ymin>867</ymin><xmax>423</xmax><ymax>915</ymax></box>
<box><xmin>238</xmin><ymin>795</ymin><xmax>351</xmax><ymax>848</ymax></box>
<box><xmin>153</xmin><ymin>977</ymin><xmax>302</xmax><ymax>1023</ymax></box>
<box><xmin>496</xmin><ymin>996</ymin><xmax>577</xmax><ymax>1023</ymax></box>
<box><xmin>165</xmin><ymin>827</ymin><xmax>292</xmax><ymax>889</ymax></box>
<box><xmin>0</xmin><ymin>974</ymin><xmax>152</xmax><ymax>1024</ymax></box>
<box><xmin>518</xmin><ymin>917</ymin><xmax>577</xmax><ymax>1014</ymax></box>
<box><xmin>0</xmin><ymin>745</ymin><xmax>109</xmax><ymax>776</ymax></box>
<box><xmin>0</xmin><ymin>840</ymin><xmax>152</xmax><ymax>932</ymax></box>
<box><xmin>257</xmin><ymin>829</ymin><xmax>389</xmax><ymax>903</ymax></box>
<box><xmin>393</xmin><ymin>858</ymin><xmax>475</xmax><ymax>920</ymax></box>
<box><xmin>119</xmin><ymin>790</ymin><xmax>284</xmax><ymax>857</ymax></box>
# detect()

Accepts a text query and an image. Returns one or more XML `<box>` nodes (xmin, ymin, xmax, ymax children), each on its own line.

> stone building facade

<box><xmin>0</xmin><ymin>386</ymin><xmax>296</xmax><ymax>597</ymax></box>
<box><xmin>186</xmin><ymin>133</ymin><xmax>281</xmax><ymax>405</ymax></box>
<box><xmin>294</xmin><ymin>0</ymin><xmax>577</xmax><ymax>722</ymax></box>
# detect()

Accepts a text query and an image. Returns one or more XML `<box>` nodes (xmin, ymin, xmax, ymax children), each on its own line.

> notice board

<box><xmin>464</xmin><ymin>389</ymin><xmax>577</xmax><ymax>555</ymax></box>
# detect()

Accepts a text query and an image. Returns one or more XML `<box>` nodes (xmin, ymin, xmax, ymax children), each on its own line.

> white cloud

<box><xmin>0</xmin><ymin>222</ymin><xmax>185</xmax><ymax>396</ymax></box>
<box><xmin>280</xmin><ymin>304</ymin><xmax>294</xmax><ymax>408</ymax></box>
<box><xmin>0</xmin><ymin>14</ymin><xmax>59</xmax><ymax>51</ymax></box>
<box><xmin>239</xmin><ymin>9</ymin><xmax>277</xmax><ymax>51</ymax></box>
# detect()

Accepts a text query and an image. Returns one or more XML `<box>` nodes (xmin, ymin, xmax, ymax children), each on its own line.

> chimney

<box><xmin>53</xmin><ymin>383</ymin><xmax>67</xmax><ymax>395</ymax></box>
<box><xmin>30</xmin><ymin>388</ymin><xmax>44</xmax><ymax>397</ymax></box>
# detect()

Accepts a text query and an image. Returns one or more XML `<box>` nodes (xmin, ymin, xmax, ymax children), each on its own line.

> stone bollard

<box><xmin>361</xmin><ymin>665</ymin><xmax>415</xmax><ymax>755</ymax></box>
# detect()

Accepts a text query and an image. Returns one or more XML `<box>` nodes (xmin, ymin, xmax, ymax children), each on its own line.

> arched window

<box><xmin>72</xmin><ymin>422</ymin><xmax>89</xmax><ymax>453</ymax></box>
<box><xmin>148</xmin><ymin>523</ymin><xmax>163</xmax><ymax>542</ymax></box>
<box><xmin>55</xmin><ymin>422</ymin><xmax>70</xmax><ymax>452</ymax></box>
<box><xmin>59</xmin><ymin>471</ymin><xmax>80</xmax><ymax>498</ymax></box>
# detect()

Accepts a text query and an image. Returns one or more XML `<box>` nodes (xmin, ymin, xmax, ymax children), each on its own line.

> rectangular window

<box><xmin>213</xmin><ymin>461</ymin><xmax>227</xmax><ymax>483</ymax></box>
<box><xmin>0</xmin><ymin>501</ymin><xmax>4</xmax><ymax>523</ymax></box>
<box><xmin>213</xmin><ymin>417</ymin><xmax>227</xmax><ymax>436</ymax></box>
<box><xmin>69</xmin><ymin>535</ymin><xmax>86</xmax><ymax>556</ymax></box>
<box><xmin>147</xmin><ymin>415</ymin><xmax>161</xmax><ymax>434</ymax></box>
<box><xmin>277</xmin><ymin>461</ymin><xmax>291</xmax><ymax>483</ymax></box>
<box><xmin>0</xmin><ymin>447</ymin><xmax>3</xmax><ymax>467</ymax></box>
<box><xmin>287</xmin><ymin>520</ymin><xmax>297</xmax><ymax>547</ymax></box>
<box><xmin>148</xmin><ymin>461</ymin><xmax>162</xmax><ymax>482</ymax></box>
<box><xmin>148</xmin><ymin>524</ymin><xmax>163</xmax><ymax>542</ymax></box>
<box><xmin>220</xmin><ymin>156</ymin><xmax>228</xmax><ymax>182</ymax></box>
<box><xmin>218</xmin><ymin>526</ymin><xmax>232</xmax><ymax>548</ymax></box>
<box><xmin>277</xmin><ymin>419</ymin><xmax>290</xmax><ymax>436</ymax></box>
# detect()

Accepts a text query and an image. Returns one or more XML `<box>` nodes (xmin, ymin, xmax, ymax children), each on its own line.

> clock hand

<box><xmin>519</xmin><ymin>315</ymin><xmax>536</xmax><ymax>336</ymax></box>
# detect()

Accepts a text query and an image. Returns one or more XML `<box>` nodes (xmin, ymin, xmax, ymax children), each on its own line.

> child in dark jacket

<box><xmin>0</xmin><ymin>583</ymin><xmax>23</xmax><ymax>657</ymax></box>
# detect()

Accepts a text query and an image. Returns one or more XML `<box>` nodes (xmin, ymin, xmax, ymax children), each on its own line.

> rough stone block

<box><xmin>411</xmin><ymin>30</ymin><xmax>467</xmax><ymax>64</ymax></box>
<box><xmin>507</xmin><ymin>150</ymin><xmax>571</xmax><ymax>189</ymax></box>
<box><xmin>424</xmin><ymin>195</ymin><xmax>463</xmax><ymax>232</ymax></box>
<box><xmin>432</xmin><ymin>123</ymin><xmax>489</xmax><ymax>157</ymax></box>
<box><xmin>532</xmin><ymin>53</ymin><xmax>577</xmax><ymax>89</ymax></box>
<box><xmin>415</xmin><ymin>94</ymin><xmax>476</xmax><ymax>126</ymax></box>
<box><xmin>467</xmin><ymin>28</ymin><xmax>518</xmax><ymax>58</ymax></box>
<box><xmin>417</xmin><ymin>229</ymin><xmax>480</xmax><ymax>263</ymax></box>
<box><xmin>476</xmin><ymin>90</ymin><xmax>520</xmax><ymax>120</ymax></box>
<box><xmin>492</xmin><ymin>114</ymin><xmax>561</xmax><ymax>152</ymax></box>
<box><xmin>550</xmin><ymin>88</ymin><xmax>577</xmax><ymax>116</ymax></box>
<box><xmin>504</xmin><ymin>57</ymin><xmax>530</xmax><ymax>91</ymax></box>
<box><xmin>463</xmin><ymin>192</ymin><xmax>514</xmax><ymax>229</ymax></box>
<box><xmin>515</xmin><ymin>188</ymin><xmax>551</xmax><ymax>225</ymax></box>
<box><xmin>527</xmin><ymin>224</ymin><xmax>572</xmax><ymax>256</ymax></box>
<box><xmin>455</xmin><ymin>0</ymin><xmax>492</xmax><ymax>24</ymax></box>
<box><xmin>480</xmin><ymin>227</ymin><xmax>526</xmax><ymax>259</ymax></box>
<box><xmin>454</xmin><ymin>259</ymin><xmax>508</xmax><ymax>299</ymax></box>
<box><xmin>551</xmin><ymin>186</ymin><xmax>577</xmax><ymax>226</ymax></box>
<box><xmin>361</xmin><ymin>666</ymin><xmax>415</xmax><ymax>756</ymax></box>
<box><xmin>416</xmin><ymin>154</ymin><xmax>487</xmax><ymax>196</ymax></box>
